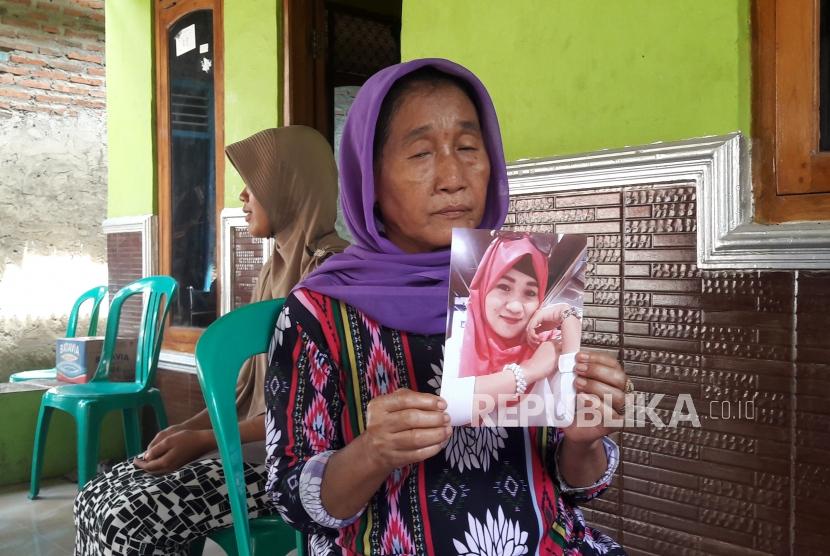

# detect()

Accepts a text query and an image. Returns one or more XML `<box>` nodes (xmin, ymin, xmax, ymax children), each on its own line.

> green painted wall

<box><xmin>105</xmin><ymin>0</ymin><xmax>155</xmax><ymax>218</ymax></box>
<box><xmin>105</xmin><ymin>0</ymin><xmax>281</xmax><ymax>216</ymax></box>
<box><xmin>106</xmin><ymin>1</ymin><xmax>752</xmax><ymax>214</ymax></box>
<box><xmin>223</xmin><ymin>0</ymin><xmax>281</xmax><ymax>208</ymax></box>
<box><xmin>1</xmin><ymin>386</ymin><xmax>124</xmax><ymax>487</ymax></box>
<box><xmin>401</xmin><ymin>0</ymin><xmax>752</xmax><ymax>162</ymax></box>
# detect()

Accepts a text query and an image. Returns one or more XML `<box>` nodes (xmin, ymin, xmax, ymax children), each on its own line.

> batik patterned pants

<box><xmin>74</xmin><ymin>458</ymin><xmax>273</xmax><ymax>556</ymax></box>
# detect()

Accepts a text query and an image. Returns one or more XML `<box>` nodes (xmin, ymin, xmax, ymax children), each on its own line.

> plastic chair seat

<box><xmin>9</xmin><ymin>368</ymin><xmax>58</xmax><ymax>383</ymax></box>
<box><xmin>45</xmin><ymin>382</ymin><xmax>151</xmax><ymax>399</ymax></box>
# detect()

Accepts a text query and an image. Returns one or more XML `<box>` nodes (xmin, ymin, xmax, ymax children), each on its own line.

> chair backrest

<box><xmin>65</xmin><ymin>285</ymin><xmax>108</xmax><ymax>337</ymax></box>
<box><xmin>92</xmin><ymin>276</ymin><xmax>177</xmax><ymax>388</ymax></box>
<box><xmin>195</xmin><ymin>299</ymin><xmax>285</xmax><ymax>556</ymax></box>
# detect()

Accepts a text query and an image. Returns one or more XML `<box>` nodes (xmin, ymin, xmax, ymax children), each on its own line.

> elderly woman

<box><xmin>265</xmin><ymin>59</ymin><xmax>628</xmax><ymax>555</ymax></box>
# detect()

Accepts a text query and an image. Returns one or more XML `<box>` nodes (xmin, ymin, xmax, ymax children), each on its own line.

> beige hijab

<box><xmin>225</xmin><ymin>126</ymin><xmax>348</xmax><ymax>419</ymax></box>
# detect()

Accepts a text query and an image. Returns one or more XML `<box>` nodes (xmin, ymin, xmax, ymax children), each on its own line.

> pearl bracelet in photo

<box><xmin>504</xmin><ymin>363</ymin><xmax>527</xmax><ymax>395</ymax></box>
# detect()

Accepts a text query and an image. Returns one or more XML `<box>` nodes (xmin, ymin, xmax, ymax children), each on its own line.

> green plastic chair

<box><xmin>9</xmin><ymin>285</ymin><xmax>108</xmax><ymax>383</ymax></box>
<box><xmin>191</xmin><ymin>298</ymin><xmax>303</xmax><ymax>556</ymax></box>
<box><xmin>28</xmin><ymin>276</ymin><xmax>177</xmax><ymax>497</ymax></box>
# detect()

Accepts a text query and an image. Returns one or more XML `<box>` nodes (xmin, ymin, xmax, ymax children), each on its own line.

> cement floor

<box><xmin>0</xmin><ymin>478</ymin><xmax>227</xmax><ymax>555</ymax></box>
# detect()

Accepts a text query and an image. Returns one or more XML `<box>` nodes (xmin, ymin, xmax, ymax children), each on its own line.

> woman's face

<box><xmin>484</xmin><ymin>267</ymin><xmax>541</xmax><ymax>340</ymax></box>
<box><xmin>375</xmin><ymin>83</ymin><xmax>490</xmax><ymax>253</ymax></box>
<box><xmin>239</xmin><ymin>186</ymin><xmax>271</xmax><ymax>238</ymax></box>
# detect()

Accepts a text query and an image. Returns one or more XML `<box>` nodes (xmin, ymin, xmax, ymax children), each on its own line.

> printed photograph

<box><xmin>441</xmin><ymin>228</ymin><xmax>587</xmax><ymax>427</ymax></box>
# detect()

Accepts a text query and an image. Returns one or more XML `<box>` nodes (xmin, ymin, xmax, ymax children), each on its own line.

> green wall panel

<box><xmin>401</xmin><ymin>0</ymin><xmax>751</xmax><ymax>162</ymax></box>
<box><xmin>0</xmin><ymin>386</ymin><xmax>124</xmax><ymax>487</ymax></box>
<box><xmin>105</xmin><ymin>0</ymin><xmax>155</xmax><ymax>218</ymax></box>
<box><xmin>222</xmin><ymin>0</ymin><xmax>281</xmax><ymax>208</ymax></box>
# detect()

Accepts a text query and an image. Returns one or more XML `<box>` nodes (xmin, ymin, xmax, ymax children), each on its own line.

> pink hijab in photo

<box><xmin>458</xmin><ymin>236</ymin><xmax>549</xmax><ymax>378</ymax></box>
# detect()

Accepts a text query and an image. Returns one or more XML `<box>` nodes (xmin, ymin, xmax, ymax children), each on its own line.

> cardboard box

<box><xmin>56</xmin><ymin>336</ymin><xmax>138</xmax><ymax>383</ymax></box>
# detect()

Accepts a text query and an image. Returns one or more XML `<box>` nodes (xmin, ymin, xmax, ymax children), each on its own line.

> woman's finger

<box><xmin>575</xmin><ymin>353</ymin><xmax>626</xmax><ymax>390</ymax></box>
<box><xmin>398</xmin><ymin>436</ymin><xmax>451</xmax><ymax>464</ymax></box>
<box><xmin>574</xmin><ymin>376</ymin><xmax>624</xmax><ymax>414</ymax></box>
<box><xmin>377</xmin><ymin>388</ymin><xmax>447</xmax><ymax>413</ymax></box>
<box><xmin>387</xmin><ymin>408</ymin><xmax>449</xmax><ymax>433</ymax></box>
<box><xmin>394</xmin><ymin>425</ymin><xmax>453</xmax><ymax>451</ymax></box>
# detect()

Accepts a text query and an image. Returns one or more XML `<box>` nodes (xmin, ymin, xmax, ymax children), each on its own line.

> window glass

<box><xmin>166</xmin><ymin>10</ymin><xmax>217</xmax><ymax>327</ymax></box>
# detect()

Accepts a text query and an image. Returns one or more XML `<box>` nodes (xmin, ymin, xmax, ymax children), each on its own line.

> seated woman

<box><xmin>265</xmin><ymin>59</ymin><xmax>629</xmax><ymax>554</ymax></box>
<box><xmin>73</xmin><ymin>126</ymin><xmax>348</xmax><ymax>556</ymax></box>
<box><xmin>452</xmin><ymin>233</ymin><xmax>583</xmax><ymax>426</ymax></box>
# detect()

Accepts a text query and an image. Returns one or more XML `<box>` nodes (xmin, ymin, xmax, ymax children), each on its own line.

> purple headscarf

<box><xmin>297</xmin><ymin>58</ymin><xmax>509</xmax><ymax>335</ymax></box>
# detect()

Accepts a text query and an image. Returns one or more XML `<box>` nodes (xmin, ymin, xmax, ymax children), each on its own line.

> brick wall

<box><xmin>0</xmin><ymin>0</ymin><xmax>104</xmax><ymax>115</ymax></box>
<box><xmin>0</xmin><ymin>0</ymin><xmax>107</xmax><ymax>381</ymax></box>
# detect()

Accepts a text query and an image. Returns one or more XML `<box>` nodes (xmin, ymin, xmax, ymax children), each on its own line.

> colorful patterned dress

<box><xmin>264</xmin><ymin>289</ymin><xmax>626</xmax><ymax>555</ymax></box>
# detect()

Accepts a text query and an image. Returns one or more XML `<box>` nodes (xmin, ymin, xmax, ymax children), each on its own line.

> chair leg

<box><xmin>29</xmin><ymin>404</ymin><xmax>54</xmax><ymax>500</ymax></box>
<box><xmin>122</xmin><ymin>408</ymin><xmax>142</xmax><ymax>457</ymax></box>
<box><xmin>149</xmin><ymin>392</ymin><xmax>169</xmax><ymax>432</ymax></box>
<box><xmin>76</xmin><ymin>402</ymin><xmax>102</xmax><ymax>488</ymax></box>
<box><xmin>187</xmin><ymin>536</ymin><xmax>206</xmax><ymax>556</ymax></box>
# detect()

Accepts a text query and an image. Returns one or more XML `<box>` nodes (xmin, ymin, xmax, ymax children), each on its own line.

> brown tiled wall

<box><xmin>505</xmin><ymin>183</ymin><xmax>830</xmax><ymax>555</ymax></box>
<box><xmin>231</xmin><ymin>226</ymin><xmax>265</xmax><ymax>310</ymax></box>
<box><xmin>155</xmin><ymin>369</ymin><xmax>206</xmax><ymax>426</ymax></box>
<box><xmin>105</xmin><ymin>231</ymin><xmax>143</xmax><ymax>338</ymax></box>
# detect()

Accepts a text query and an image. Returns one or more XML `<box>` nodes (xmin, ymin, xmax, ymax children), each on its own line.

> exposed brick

<box><xmin>0</xmin><ymin>100</ymin><xmax>10</xmax><ymax>110</ymax></box>
<box><xmin>51</xmin><ymin>82</ymin><xmax>85</xmax><ymax>96</ymax></box>
<box><xmin>83</xmin><ymin>41</ymin><xmax>102</xmax><ymax>52</ymax></box>
<box><xmin>66</xmin><ymin>51</ymin><xmax>100</xmax><ymax>64</ymax></box>
<box><xmin>56</xmin><ymin>37</ymin><xmax>81</xmax><ymax>49</ymax></box>
<box><xmin>0</xmin><ymin>64</ymin><xmax>29</xmax><ymax>76</ymax></box>
<box><xmin>86</xmin><ymin>66</ymin><xmax>104</xmax><ymax>76</ymax></box>
<box><xmin>36</xmin><ymin>2</ymin><xmax>62</xmax><ymax>12</ymax></box>
<box><xmin>63</xmin><ymin>7</ymin><xmax>94</xmax><ymax>19</ymax></box>
<box><xmin>38</xmin><ymin>46</ymin><xmax>60</xmax><ymax>56</ymax></box>
<box><xmin>5</xmin><ymin>0</ymin><xmax>33</xmax><ymax>5</ymax></box>
<box><xmin>0</xmin><ymin>37</ymin><xmax>35</xmax><ymax>53</ymax></box>
<box><xmin>0</xmin><ymin>74</ymin><xmax>13</xmax><ymax>85</ymax></box>
<box><xmin>26</xmin><ymin>10</ymin><xmax>47</xmax><ymax>20</ymax></box>
<box><xmin>64</xmin><ymin>29</ymin><xmax>97</xmax><ymax>41</ymax></box>
<box><xmin>69</xmin><ymin>74</ymin><xmax>99</xmax><ymax>86</ymax></box>
<box><xmin>48</xmin><ymin>59</ymin><xmax>82</xmax><ymax>72</ymax></box>
<box><xmin>74</xmin><ymin>0</ymin><xmax>104</xmax><ymax>9</ymax></box>
<box><xmin>8</xmin><ymin>101</ymin><xmax>37</xmax><ymax>111</ymax></box>
<box><xmin>18</xmin><ymin>78</ymin><xmax>51</xmax><ymax>90</ymax></box>
<box><xmin>79</xmin><ymin>19</ymin><xmax>103</xmax><ymax>31</ymax></box>
<box><xmin>32</xmin><ymin>68</ymin><xmax>68</xmax><ymax>80</ymax></box>
<box><xmin>0</xmin><ymin>24</ymin><xmax>18</xmax><ymax>38</ymax></box>
<box><xmin>34</xmin><ymin>92</ymin><xmax>69</xmax><ymax>104</ymax></box>
<box><xmin>88</xmin><ymin>88</ymin><xmax>104</xmax><ymax>97</ymax></box>
<box><xmin>10</xmin><ymin>54</ymin><xmax>46</xmax><ymax>66</ymax></box>
<box><xmin>75</xmin><ymin>98</ymin><xmax>103</xmax><ymax>109</ymax></box>
<box><xmin>0</xmin><ymin>87</ymin><xmax>31</xmax><ymax>100</ymax></box>
<box><xmin>41</xmin><ymin>24</ymin><xmax>59</xmax><ymax>34</ymax></box>
<box><xmin>1</xmin><ymin>17</ymin><xmax>39</xmax><ymax>30</ymax></box>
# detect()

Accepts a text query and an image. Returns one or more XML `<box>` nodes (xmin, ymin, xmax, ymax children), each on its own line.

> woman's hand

<box><xmin>526</xmin><ymin>303</ymin><xmax>571</xmax><ymax>345</ymax></box>
<box><xmin>363</xmin><ymin>388</ymin><xmax>452</xmax><ymax>474</ymax></box>
<box><xmin>144</xmin><ymin>423</ymin><xmax>183</xmax><ymax>452</ymax></box>
<box><xmin>562</xmin><ymin>351</ymin><xmax>627</xmax><ymax>446</ymax></box>
<box><xmin>133</xmin><ymin>428</ymin><xmax>215</xmax><ymax>474</ymax></box>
